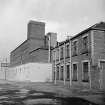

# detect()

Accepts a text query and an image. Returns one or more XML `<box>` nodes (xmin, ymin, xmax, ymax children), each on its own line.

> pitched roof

<box><xmin>53</xmin><ymin>21</ymin><xmax>105</xmax><ymax>49</ymax></box>
<box><xmin>71</xmin><ymin>21</ymin><xmax>105</xmax><ymax>40</ymax></box>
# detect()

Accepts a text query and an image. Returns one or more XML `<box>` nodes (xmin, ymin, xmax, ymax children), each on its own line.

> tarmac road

<box><xmin>0</xmin><ymin>80</ymin><xmax>103</xmax><ymax>105</ymax></box>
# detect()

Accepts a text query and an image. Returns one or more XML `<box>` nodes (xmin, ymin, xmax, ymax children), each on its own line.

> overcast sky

<box><xmin>0</xmin><ymin>0</ymin><xmax>105</xmax><ymax>61</ymax></box>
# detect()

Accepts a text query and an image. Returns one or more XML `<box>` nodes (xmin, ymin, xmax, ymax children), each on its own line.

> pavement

<box><xmin>0</xmin><ymin>79</ymin><xmax>104</xmax><ymax>105</ymax></box>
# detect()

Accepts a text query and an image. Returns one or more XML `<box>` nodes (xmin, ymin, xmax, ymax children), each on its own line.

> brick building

<box><xmin>10</xmin><ymin>20</ymin><xmax>57</xmax><ymax>67</ymax></box>
<box><xmin>52</xmin><ymin>22</ymin><xmax>105</xmax><ymax>90</ymax></box>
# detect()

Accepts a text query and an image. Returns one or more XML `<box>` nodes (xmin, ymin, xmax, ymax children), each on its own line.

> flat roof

<box><xmin>28</xmin><ymin>20</ymin><xmax>45</xmax><ymax>26</ymax></box>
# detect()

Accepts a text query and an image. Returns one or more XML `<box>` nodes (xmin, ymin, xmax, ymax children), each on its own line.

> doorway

<box><xmin>99</xmin><ymin>60</ymin><xmax>105</xmax><ymax>89</ymax></box>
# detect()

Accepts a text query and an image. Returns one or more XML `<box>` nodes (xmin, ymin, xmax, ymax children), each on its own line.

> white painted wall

<box><xmin>7</xmin><ymin>63</ymin><xmax>52</xmax><ymax>82</ymax></box>
<box><xmin>0</xmin><ymin>67</ymin><xmax>6</xmax><ymax>79</ymax></box>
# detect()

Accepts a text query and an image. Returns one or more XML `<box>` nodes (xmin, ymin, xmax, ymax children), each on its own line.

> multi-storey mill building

<box><xmin>10</xmin><ymin>20</ymin><xmax>57</xmax><ymax>67</ymax></box>
<box><xmin>52</xmin><ymin>22</ymin><xmax>105</xmax><ymax>90</ymax></box>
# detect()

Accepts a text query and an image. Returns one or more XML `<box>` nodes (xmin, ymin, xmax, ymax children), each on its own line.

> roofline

<box><xmin>70</xmin><ymin>22</ymin><xmax>105</xmax><ymax>40</ymax></box>
<box><xmin>53</xmin><ymin>22</ymin><xmax>105</xmax><ymax>49</ymax></box>
<box><xmin>11</xmin><ymin>39</ymin><xmax>28</xmax><ymax>54</ymax></box>
<box><xmin>28</xmin><ymin>20</ymin><xmax>45</xmax><ymax>26</ymax></box>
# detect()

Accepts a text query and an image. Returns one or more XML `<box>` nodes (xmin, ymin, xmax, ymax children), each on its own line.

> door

<box><xmin>60</xmin><ymin>66</ymin><xmax>64</xmax><ymax>80</ymax></box>
<box><xmin>99</xmin><ymin>61</ymin><xmax>105</xmax><ymax>90</ymax></box>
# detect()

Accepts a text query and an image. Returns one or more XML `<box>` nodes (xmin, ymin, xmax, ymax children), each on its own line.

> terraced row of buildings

<box><xmin>52</xmin><ymin>22</ymin><xmax>105</xmax><ymax>90</ymax></box>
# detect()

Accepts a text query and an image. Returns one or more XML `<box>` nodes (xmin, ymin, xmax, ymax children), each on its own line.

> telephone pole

<box><xmin>48</xmin><ymin>33</ymin><xmax>51</xmax><ymax>63</ymax></box>
<box><xmin>5</xmin><ymin>58</ymin><xmax>7</xmax><ymax>80</ymax></box>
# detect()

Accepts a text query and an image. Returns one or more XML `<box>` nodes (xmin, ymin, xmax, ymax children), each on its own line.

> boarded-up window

<box><xmin>82</xmin><ymin>62</ymin><xmax>89</xmax><ymax>82</ymax></box>
<box><xmin>72</xmin><ymin>64</ymin><xmax>78</xmax><ymax>81</ymax></box>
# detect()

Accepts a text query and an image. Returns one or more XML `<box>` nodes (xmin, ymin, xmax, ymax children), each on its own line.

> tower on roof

<box><xmin>27</xmin><ymin>20</ymin><xmax>45</xmax><ymax>40</ymax></box>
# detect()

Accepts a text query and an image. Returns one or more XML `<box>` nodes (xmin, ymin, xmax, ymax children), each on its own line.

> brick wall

<box><xmin>29</xmin><ymin>48</ymin><xmax>48</xmax><ymax>63</ymax></box>
<box><xmin>10</xmin><ymin>21</ymin><xmax>46</xmax><ymax>67</ymax></box>
<box><xmin>71</xmin><ymin>31</ymin><xmax>91</xmax><ymax>84</ymax></box>
<box><xmin>29</xmin><ymin>39</ymin><xmax>44</xmax><ymax>52</ymax></box>
<box><xmin>92</xmin><ymin>30</ymin><xmax>105</xmax><ymax>64</ymax></box>
<box><xmin>10</xmin><ymin>40</ymin><xmax>30</xmax><ymax>67</ymax></box>
<box><xmin>90</xmin><ymin>30</ymin><xmax>105</xmax><ymax>89</ymax></box>
<box><xmin>27</xmin><ymin>21</ymin><xmax>45</xmax><ymax>40</ymax></box>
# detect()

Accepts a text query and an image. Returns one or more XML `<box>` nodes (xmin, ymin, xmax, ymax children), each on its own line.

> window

<box><xmin>66</xmin><ymin>65</ymin><xmax>70</xmax><ymax>80</ymax></box>
<box><xmin>72</xmin><ymin>63</ymin><xmax>78</xmax><ymax>81</ymax></box>
<box><xmin>66</xmin><ymin>44</ymin><xmax>70</xmax><ymax>58</ymax></box>
<box><xmin>60</xmin><ymin>47</ymin><xmax>64</xmax><ymax>59</ymax></box>
<box><xmin>56</xmin><ymin>66</ymin><xmax>59</xmax><ymax>80</ymax></box>
<box><xmin>56</xmin><ymin>49</ymin><xmax>59</xmax><ymax>60</ymax></box>
<box><xmin>82</xmin><ymin>62</ymin><xmax>89</xmax><ymax>82</ymax></box>
<box><xmin>53</xmin><ymin>67</ymin><xmax>56</xmax><ymax>80</ymax></box>
<box><xmin>82</xmin><ymin>36</ymin><xmax>88</xmax><ymax>53</ymax></box>
<box><xmin>53</xmin><ymin>51</ymin><xmax>55</xmax><ymax>61</ymax></box>
<box><xmin>72</xmin><ymin>40</ymin><xmax>78</xmax><ymax>56</ymax></box>
<box><xmin>60</xmin><ymin>66</ymin><xmax>64</xmax><ymax>80</ymax></box>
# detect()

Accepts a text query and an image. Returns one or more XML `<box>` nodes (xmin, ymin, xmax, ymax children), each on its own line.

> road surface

<box><xmin>0</xmin><ymin>80</ymin><xmax>103</xmax><ymax>105</ymax></box>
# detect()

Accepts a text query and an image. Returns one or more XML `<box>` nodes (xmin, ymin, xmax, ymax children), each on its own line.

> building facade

<box><xmin>52</xmin><ymin>22</ymin><xmax>105</xmax><ymax>90</ymax></box>
<box><xmin>10</xmin><ymin>20</ymin><xmax>57</xmax><ymax>67</ymax></box>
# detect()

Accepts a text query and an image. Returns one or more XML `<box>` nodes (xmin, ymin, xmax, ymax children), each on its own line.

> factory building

<box><xmin>10</xmin><ymin>20</ymin><xmax>57</xmax><ymax>67</ymax></box>
<box><xmin>8</xmin><ymin>20</ymin><xmax>57</xmax><ymax>82</ymax></box>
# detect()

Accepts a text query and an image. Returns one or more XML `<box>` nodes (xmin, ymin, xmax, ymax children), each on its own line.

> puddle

<box><xmin>0</xmin><ymin>87</ymin><xmax>100</xmax><ymax>105</ymax></box>
<box><xmin>23</xmin><ymin>98</ymin><xmax>60</xmax><ymax>105</ymax></box>
<box><xmin>19</xmin><ymin>89</ymin><xmax>29</xmax><ymax>94</ymax></box>
<box><xmin>0</xmin><ymin>101</ymin><xmax>21</xmax><ymax>105</ymax></box>
<box><xmin>15</xmin><ymin>89</ymin><xmax>29</xmax><ymax>97</ymax></box>
<box><xmin>0</xmin><ymin>96</ymin><xmax>8</xmax><ymax>99</ymax></box>
<box><xmin>30</xmin><ymin>93</ymin><xmax>44</xmax><ymax>96</ymax></box>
